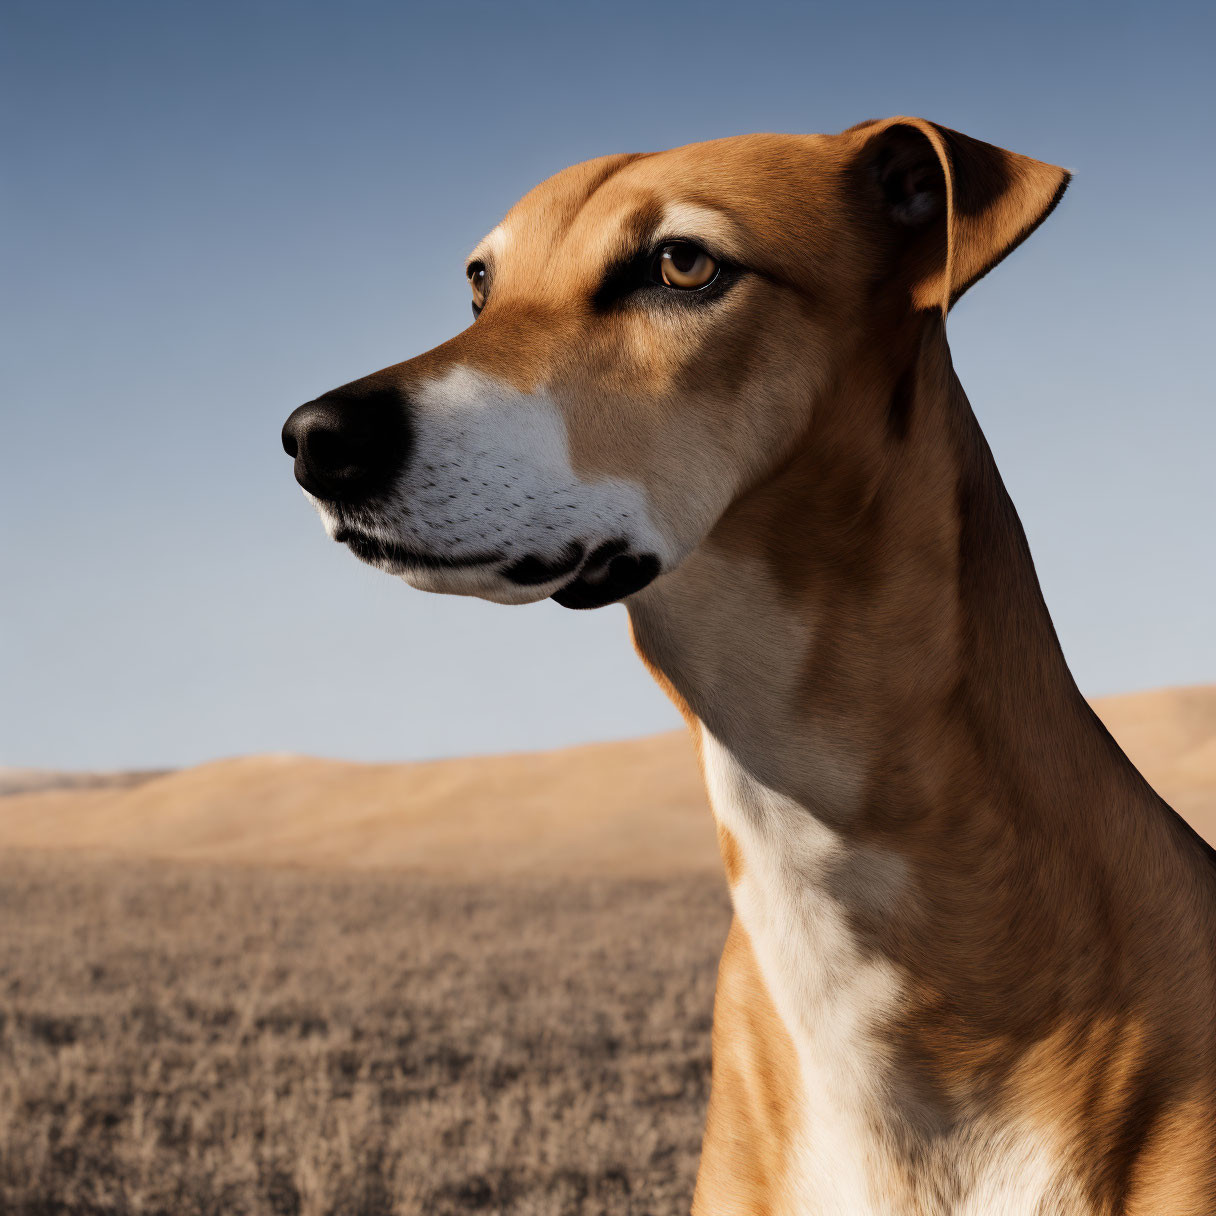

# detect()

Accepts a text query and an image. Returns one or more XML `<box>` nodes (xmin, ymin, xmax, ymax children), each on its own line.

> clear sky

<box><xmin>2</xmin><ymin>0</ymin><xmax>1213</xmax><ymax>771</ymax></box>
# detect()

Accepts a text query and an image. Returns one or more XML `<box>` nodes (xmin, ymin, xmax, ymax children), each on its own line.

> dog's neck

<box><xmin>628</xmin><ymin>313</ymin><xmax>1216</xmax><ymax>1209</ymax></box>
<box><xmin>632</xmin><ymin>313</ymin><xmax>1146</xmax><ymax>839</ymax></box>
<box><xmin>629</xmin><ymin>311</ymin><xmax>1200</xmax><ymax>1064</ymax></box>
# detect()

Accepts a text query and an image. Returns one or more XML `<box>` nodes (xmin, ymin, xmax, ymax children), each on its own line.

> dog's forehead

<box><xmin>474</xmin><ymin>132</ymin><xmax>841</xmax><ymax>281</ymax></box>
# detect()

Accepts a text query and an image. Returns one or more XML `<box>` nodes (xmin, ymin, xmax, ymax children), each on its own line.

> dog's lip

<box><xmin>332</xmin><ymin>527</ymin><xmax>658</xmax><ymax>604</ymax></box>
<box><xmin>333</xmin><ymin>528</ymin><xmax>503</xmax><ymax>571</ymax></box>
<box><xmin>551</xmin><ymin>548</ymin><xmax>661</xmax><ymax>610</ymax></box>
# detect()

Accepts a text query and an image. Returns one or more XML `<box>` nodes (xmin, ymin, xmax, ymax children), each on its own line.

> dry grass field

<box><xmin>0</xmin><ymin>856</ymin><xmax>730</xmax><ymax>1215</ymax></box>
<box><xmin>1</xmin><ymin>685</ymin><xmax>1213</xmax><ymax>1215</ymax></box>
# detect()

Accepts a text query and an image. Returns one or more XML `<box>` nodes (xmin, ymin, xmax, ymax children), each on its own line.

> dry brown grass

<box><xmin>3</xmin><ymin>685</ymin><xmax>1212</xmax><ymax>1213</ymax></box>
<box><xmin>0</xmin><ymin>854</ymin><xmax>731</xmax><ymax>1215</ymax></box>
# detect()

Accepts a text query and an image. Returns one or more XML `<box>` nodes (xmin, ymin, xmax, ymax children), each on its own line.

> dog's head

<box><xmin>283</xmin><ymin>118</ymin><xmax>1068</xmax><ymax>608</ymax></box>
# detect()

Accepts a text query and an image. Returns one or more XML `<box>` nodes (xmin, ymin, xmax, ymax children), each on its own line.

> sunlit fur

<box><xmin>297</xmin><ymin>118</ymin><xmax>1216</xmax><ymax>1212</ymax></box>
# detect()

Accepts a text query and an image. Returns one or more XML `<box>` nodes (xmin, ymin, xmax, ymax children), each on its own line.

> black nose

<box><xmin>281</xmin><ymin>384</ymin><xmax>410</xmax><ymax>503</ymax></box>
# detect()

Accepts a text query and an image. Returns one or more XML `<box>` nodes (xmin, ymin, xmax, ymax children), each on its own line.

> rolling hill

<box><xmin>2</xmin><ymin>686</ymin><xmax>1213</xmax><ymax>876</ymax></box>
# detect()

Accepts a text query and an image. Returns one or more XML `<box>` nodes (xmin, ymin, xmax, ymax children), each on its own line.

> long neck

<box><xmin>628</xmin><ymin>316</ymin><xmax>1211</xmax><ymax>1038</ymax></box>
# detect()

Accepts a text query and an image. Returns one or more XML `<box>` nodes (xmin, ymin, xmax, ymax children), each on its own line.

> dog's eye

<box><xmin>656</xmin><ymin>243</ymin><xmax>718</xmax><ymax>290</ymax></box>
<box><xmin>468</xmin><ymin>261</ymin><xmax>488</xmax><ymax>315</ymax></box>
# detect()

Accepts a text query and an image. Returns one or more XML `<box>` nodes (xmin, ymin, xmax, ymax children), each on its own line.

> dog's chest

<box><xmin>701</xmin><ymin>731</ymin><xmax>906</xmax><ymax>1209</ymax></box>
<box><xmin>699</xmin><ymin>732</ymin><xmax>1083</xmax><ymax>1215</ymax></box>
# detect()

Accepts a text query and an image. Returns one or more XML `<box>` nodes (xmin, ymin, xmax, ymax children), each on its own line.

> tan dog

<box><xmin>282</xmin><ymin>118</ymin><xmax>1216</xmax><ymax>1214</ymax></box>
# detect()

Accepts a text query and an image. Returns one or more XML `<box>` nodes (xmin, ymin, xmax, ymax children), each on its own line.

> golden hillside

<box><xmin>3</xmin><ymin>686</ymin><xmax>1213</xmax><ymax>876</ymax></box>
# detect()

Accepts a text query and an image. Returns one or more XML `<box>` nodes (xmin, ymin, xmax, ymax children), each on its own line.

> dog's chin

<box><xmin>400</xmin><ymin>566</ymin><xmax>561</xmax><ymax>606</ymax></box>
<box><xmin>330</xmin><ymin>524</ymin><xmax>661</xmax><ymax>609</ymax></box>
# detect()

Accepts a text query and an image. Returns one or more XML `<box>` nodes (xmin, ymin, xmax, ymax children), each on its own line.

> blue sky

<box><xmin>2</xmin><ymin>0</ymin><xmax>1213</xmax><ymax>770</ymax></box>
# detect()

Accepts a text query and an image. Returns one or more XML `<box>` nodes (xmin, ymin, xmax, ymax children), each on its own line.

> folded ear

<box><xmin>851</xmin><ymin>116</ymin><xmax>1070</xmax><ymax>314</ymax></box>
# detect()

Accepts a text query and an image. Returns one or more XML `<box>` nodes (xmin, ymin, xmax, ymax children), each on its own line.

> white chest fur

<box><xmin>701</xmin><ymin>729</ymin><xmax>906</xmax><ymax>1213</ymax></box>
<box><xmin>699</xmin><ymin>731</ymin><xmax>1082</xmax><ymax>1216</ymax></box>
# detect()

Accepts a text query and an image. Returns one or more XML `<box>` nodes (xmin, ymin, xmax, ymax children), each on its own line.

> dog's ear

<box><xmin>851</xmin><ymin>117</ymin><xmax>1070</xmax><ymax>313</ymax></box>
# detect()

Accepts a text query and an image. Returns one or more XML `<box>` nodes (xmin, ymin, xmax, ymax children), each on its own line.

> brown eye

<box><xmin>658</xmin><ymin>242</ymin><xmax>718</xmax><ymax>290</ymax></box>
<box><xmin>468</xmin><ymin>261</ymin><xmax>488</xmax><ymax>312</ymax></box>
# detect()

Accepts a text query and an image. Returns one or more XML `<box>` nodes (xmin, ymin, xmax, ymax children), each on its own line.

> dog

<box><xmin>282</xmin><ymin>117</ymin><xmax>1216</xmax><ymax>1214</ymax></box>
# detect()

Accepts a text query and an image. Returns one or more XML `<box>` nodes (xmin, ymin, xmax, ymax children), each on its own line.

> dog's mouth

<box><xmin>332</xmin><ymin>527</ymin><xmax>660</xmax><ymax>609</ymax></box>
<box><xmin>333</xmin><ymin>528</ymin><xmax>503</xmax><ymax>573</ymax></box>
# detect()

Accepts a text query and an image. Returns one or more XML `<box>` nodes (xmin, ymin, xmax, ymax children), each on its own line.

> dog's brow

<box><xmin>656</xmin><ymin>201</ymin><xmax>741</xmax><ymax>254</ymax></box>
<box><xmin>467</xmin><ymin>223</ymin><xmax>509</xmax><ymax>270</ymax></box>
<box><xmin>605</xmin><ymin>199</ymin><xmax>742</xmax><ymax>264</ymax></box>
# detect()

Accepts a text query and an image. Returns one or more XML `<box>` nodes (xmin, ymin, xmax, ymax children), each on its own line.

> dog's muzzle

<box><xmin>281</xmin><ymin>383</ymin><xmax>661</xmax><ymax>609</ymax></box>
